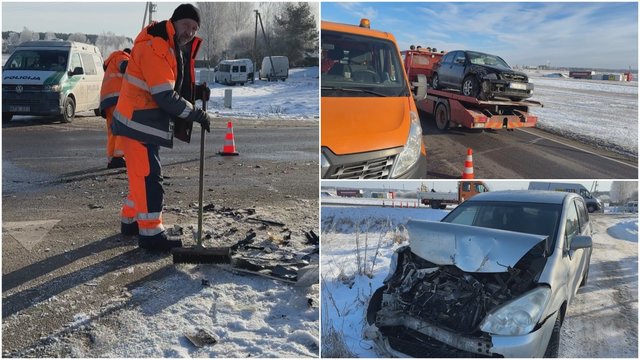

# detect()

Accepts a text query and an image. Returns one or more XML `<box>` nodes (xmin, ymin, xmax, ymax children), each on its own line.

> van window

<box><xmin>564</xmin><ymin>202</ymin><xmax>580</xmax><ymax>249</ymax></box>
<box><xmin>574</xmin><ymin>199</ymin><xmax>589</xmax><ymax>233</ymax></box>
<box><xmin>70</xmin><ymin>53</ymin><xmax>82</xmax><ymax>73</ymax></box>
<box><xmin>240</xmin><ymin>65</ymin><xmax>246</xmax><ymax>72</ymax></box>
<box><xmin>5</xmin><ymin>49</ymin><xmax>68</xmax><ymax>71</ymax></box>
<box><xmin>321</xmin><ymin>30</ymin><xmax>409</xmax><ymax>97</ymax></box>
<box><xmin>232</xmin><ymin>66</ymin><xmax>238</xmax><ymax>73</ymax></box>
<box><xmin>80</xmin><ymin>53</ymin><xmax>97</xmax><ymax>75</ymax></box>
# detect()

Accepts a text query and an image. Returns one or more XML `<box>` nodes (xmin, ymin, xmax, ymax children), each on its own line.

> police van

<box><xmin>2</xmin><ymin>40</ymin><xmax>104</xmax><ymax>123</ymax></box>
<box><xmin>214</xmin><ymin>59</ymin><xmax>253</xmax><ymax>85</ymax></box>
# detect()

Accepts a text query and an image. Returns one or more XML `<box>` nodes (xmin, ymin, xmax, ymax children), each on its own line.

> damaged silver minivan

<box><xmin>366</xmin><ymin>191</ymin><xmax>592</xmax><ymax>357</ymax></box>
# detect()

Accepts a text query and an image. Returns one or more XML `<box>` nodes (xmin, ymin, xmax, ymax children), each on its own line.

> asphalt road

<box><xmin>1</xmin><ymin>113</ymin><xmax>319</xmax><ymax>355</ymax></box>
<box><xmin>419</xmin><ymin>113</ymin><xmax>638</xmax><ymax>179</ymax></box>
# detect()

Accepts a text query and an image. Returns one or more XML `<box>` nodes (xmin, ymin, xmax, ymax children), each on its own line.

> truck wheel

<box><xmin>3</xmin><ymin>112</ymin><xmax>13</xmax><ymax>123</ymax></box>
<box><xmin>434</xmin><ymin>103</ymin><xmax>450</xmax><ymax>131</ymax></box>
<box><xmin>432</xmin><ymin>73</ymin><xmax>440</xmax><ymax>89</ymax></box>
<box><xmin>61</xmin><ymin>97</ymin><xmax>76</xmax><ymax>123</ymax></box>
<box><xmin>543</xmin><ymin>313</ymin><xmax>562</xmax><ymax>358</ymax></box>
<box><xmin>462</xmin><ymin>76</ymin><xmax>480</xmax><ymax>98</ymax></box>
<box><xmin>587</xmin><ymin>204</ymin><xmax>596</xmax><ymax>213</ymax></box>
<box><xmin>430</xmin><ymin>200</ymin><xmax>441</xmax><ymax>209</ymax></box>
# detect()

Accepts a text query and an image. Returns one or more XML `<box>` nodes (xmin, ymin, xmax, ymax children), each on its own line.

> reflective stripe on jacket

<box><xmin>112</xmin><ymin>20</ymin><xmax>202</xmax><ymax>148</ymax></box>
<box><xmin>99</xmin><ymin>50</ymin><xmax>131</xmax><ymax>114</ymax></box>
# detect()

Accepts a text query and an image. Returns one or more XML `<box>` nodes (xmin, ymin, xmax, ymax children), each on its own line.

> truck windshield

<box><xmin>321</xmin><ymin>30</ymin><xmax>409</xmax><ymax>97</ymax></box>
<box><xmin>4</xmin><ymin>50</ymin><xmax>68</xmax><ymax>71</ymax></box>
<box><xmin>442</xmin><ymin>201</ymin><xmax>561</xmax><ymax>253</ymax></box>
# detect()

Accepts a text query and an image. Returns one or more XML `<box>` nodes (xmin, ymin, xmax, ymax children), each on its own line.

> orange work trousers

<box><xmin>104</xmin><ymin>107</ymin><xmax>125</xmax><ymax>161</ymax></box>
<box><xmin>120</xmin><ymin>136</ymin><xmax>165</xmax><ymax>237</ymax></box>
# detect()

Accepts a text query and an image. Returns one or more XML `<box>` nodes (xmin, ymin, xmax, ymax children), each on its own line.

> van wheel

<box><xmin>544</xmin><ymin>314</ymin><xmax>562</xmax><ymax>358</ymax></box>
<box><xmin>434</xmin><ymin>103</ymin><xmax>450</xmax><ymax>131</ymax></box>
<box><xmin>587</xmin><ymin>204</ymin><xmax>596</xmax><ymax>213</ymax></box>
<box><xmin>3</xmin><ymin>112</ymin><xmax>13</xmax><ymax>123</ymax></box>
<box><xmin>61</xmin><ymin>97</ymin><xmax>76</xmax><ymax>123</ymax></box>
<box><xmin>580</xmin><ymin>260</ymin><xmax>590</xmax><ymax>287</ymax></box>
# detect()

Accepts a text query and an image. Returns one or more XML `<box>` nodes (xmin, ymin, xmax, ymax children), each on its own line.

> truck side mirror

<box><xmin>570</xmin><ymin>235</ymin><xmax>592</xmax><ymax>250</ymax></box>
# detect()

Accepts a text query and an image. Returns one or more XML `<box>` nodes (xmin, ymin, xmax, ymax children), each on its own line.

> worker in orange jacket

<box><xmin>112</xmin><ymin>3</ymin><xmax>211</xmax><ymax>252</ymax></box>
<box><xmin>100</xmin><ymin>48</ymin><xmax>131</xmax><ymax>169</ymax></box>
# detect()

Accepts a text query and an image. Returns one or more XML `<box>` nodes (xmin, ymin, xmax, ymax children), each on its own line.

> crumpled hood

<box><xmin>2</xmin><ymin>70</ymin><xmax>65</xmax><ymax>85</ymax></box>
<box><xmin>407</xmin><ymin>220</ymin><xmax>547</xmax><ymax>273</ymax></box>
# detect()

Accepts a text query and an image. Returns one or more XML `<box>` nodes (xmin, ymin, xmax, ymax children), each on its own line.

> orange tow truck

<box><xmin>402</xmin><ymin>48</ymin><xmax>542</xmax><ymax>131</ymax></box>
<box><xmin>417</xmin><ymin>180</ymin><xmax>489</xmax><ymax>209</ymax></box>
<box><xmin>321</xmin><ymin>19</ymin><xmax>427</xmax><ymax>179</ymax></box>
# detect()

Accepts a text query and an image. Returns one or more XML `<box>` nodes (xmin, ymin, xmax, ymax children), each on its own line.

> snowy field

<box><xmin>197</xmin><ymin>67</ymin><xmax>319</xmax><ymax>121</ymax></box>
<box><xmin>321</xmin><ymin>205</ymin><xmax>638</xmax><ymax>357</ymax></box>
<box><xmin>526</xmin><ymin>71</ymin><xmax>638</xmax><ymax>157</ymax></box>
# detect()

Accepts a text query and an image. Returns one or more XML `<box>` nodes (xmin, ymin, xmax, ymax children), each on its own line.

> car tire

<box><xmin>434</xmin><ymin>103</ymin><xmax>450</xmax><ymax>131</ymax></box>
<box><xmin>94</xmin><ymin>108</ymin><xmax>101</xmax><ymax>117</ymax></box>
<box><xmin>61</xmin><ymin>97</ymin><xmax>76</xmax><ymax>123</ymax></box>
<box><xmin>3</xmin><ymin>112</ymin><xmax>13</xmax><ymax>123</ymax></box>
<box><xmin>432</xmin><ymin>73</ymin><xmax>440</xmax><ymax>89</ymax></box>
<box><xmin>580</xmin><ymin>259</ymin><xmax>590</xmax><ymax>287</ymax></box>
<box><xmin>462</xmin><ymin>76</ymin><xmax>480</xmax><ymax>98</ymax></box>
<box><xmin>366</xmin><ymin>287</ymin><xmax>384</xmax><ymax>325</ymax></box>
<box><xmin>544</xmin><ymin>313</ymin><xmax>562</xmax><ymax>358</ymax></box>
<box><xmin>587</xmin><ymin>204</ymin><xmax>596</xmax><ymax>213</ymax></box>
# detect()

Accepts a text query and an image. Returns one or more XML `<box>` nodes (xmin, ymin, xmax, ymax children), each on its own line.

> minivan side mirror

<box><xmin>70</xmin><ymin>67</ymin><xmax>84</xmax><ymax>76</ymax></box>
<box><xmin>570</xmin><ymin>235</ymin><xmax>592</xmax><ymax>250</ymax></box>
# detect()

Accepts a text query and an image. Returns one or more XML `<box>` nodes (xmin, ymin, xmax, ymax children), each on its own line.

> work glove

<box><xmin>189</xmin><ymin>109</ymin><xmax>211</xmax><ymax>133</ymax></box>
<box><xmin>195</xmin><ymin>84</ymin><xmax>211</xmax><ymax>102</ymax></box>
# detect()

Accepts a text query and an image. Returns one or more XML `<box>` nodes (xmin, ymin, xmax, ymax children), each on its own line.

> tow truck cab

<box><xmin>321</xmin><ymin>19</ymin><xmax>427</xmax><ymax>179</ymax></box>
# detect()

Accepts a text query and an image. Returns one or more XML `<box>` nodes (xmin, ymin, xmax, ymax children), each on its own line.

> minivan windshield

<box><xmin>321</xmin><ymin>30</ymin><xmax>409</xmax><ymax>97</ymax></box>
<box><xmin>442</xmin><ymin>201</ymin><xmax>561</xmax><ymax>253</ymax></box>
<box><xmin>4</xmin><ymin>50</ymin><xmax>68</xmax><ymax>71</ymax></box>
<box><xmin>467</xmin><ymin>51</ymin><xmax>511</xmax><ymax>69</ymax></box>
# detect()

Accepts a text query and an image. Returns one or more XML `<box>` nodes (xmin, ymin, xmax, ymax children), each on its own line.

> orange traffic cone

<box><xmin>461</xmin><ymin>148</ymin><xmax>474</xmax><ymax>179</ymax></box>
<box><xmin>219</xmin><ymin>121</ymin><xmax>239</xmax><ymax>156</ymax></box>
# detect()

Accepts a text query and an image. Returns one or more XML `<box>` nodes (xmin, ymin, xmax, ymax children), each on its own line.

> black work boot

<box><xmin>107</xmin><ymin>157</ymin><xmax>126</xmax><ymax>169</ymax></box>
<box><xmin>121</xmin><ymin>221</ymin><xmax>139</xmax><ymax>236</ymax></box>
<box><xmin>138</xmin><ymin>231</ymin><xmax>183</xmax><ymax>252</ymax></box>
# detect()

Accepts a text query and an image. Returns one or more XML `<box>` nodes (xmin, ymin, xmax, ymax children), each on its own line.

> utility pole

<box><xmin>142</xmin><ymin>2</ymin><xmax>156</xmax><ymax>30</ymax></box>
<box><xmin>252</xmin><ymin>10</ymin><xmax>258</xmax><ymax>84</ymax></box>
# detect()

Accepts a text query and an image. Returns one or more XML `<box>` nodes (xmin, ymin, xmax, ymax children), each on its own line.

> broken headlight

<box><xmin>479</xmin><ymin>286</ymin><xmax>551</xmax><ymax>336</ymax></box>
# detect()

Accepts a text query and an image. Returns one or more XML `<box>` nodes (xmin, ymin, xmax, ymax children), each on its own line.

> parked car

<box><xmin>432</xmin><ymin>50</ymin><xmax>534</xmax><ymax>101</ymax></box>
<box><xmin>366</xmin><ymin>190</ymin><xmax>592</xmax><ymax>358</ymax></box>
<box><xmin>214</xmin><ymin>59</ymin><xmax>253</xmax><ymax>85</ymax></box>
<box><xmin>623</xmin><ymin>200</ymin><xmax>638</xmax><ymax>213</ymax></box>
<box><xmin>259</xmin><ymin>56</ymin><xmax>289</xmax><ymax>81</ymax></box>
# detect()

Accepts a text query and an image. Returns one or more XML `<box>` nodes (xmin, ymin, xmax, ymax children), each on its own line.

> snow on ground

<box><xmin>68</xmin><ymin>267</ymin><xmax>319</xmax><ymax>358</ymax></box>
<box><xmin>525</xmin><ymin>71</ymin><xmax>638</xmax><ymax>156</ymax></box>
<box><xmin>197</xmin><ymin>67</ymin><xmax>319</xmax><ymax>121</ymax></box>
<box><xmin>321</xmin><ymin>204</ymin><xmax>638</xmax><ymax>357</ymax></box>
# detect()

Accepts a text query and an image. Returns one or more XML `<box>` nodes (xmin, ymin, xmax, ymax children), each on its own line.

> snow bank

<box><xmin>197</xmin><ymin>67</ymin><xmax>319</xmax><ymax>121</ymax></box>
<box><xmin>526</xmin><ymin>73</ymin><xmax>638</xmax><ymax>156</ymax></box>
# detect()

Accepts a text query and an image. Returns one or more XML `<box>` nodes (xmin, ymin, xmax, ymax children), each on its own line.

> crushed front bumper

<box><xmin>365</xmin><ymin>309</ymin><xmax>558</xmax><ymax>358</ymax></box>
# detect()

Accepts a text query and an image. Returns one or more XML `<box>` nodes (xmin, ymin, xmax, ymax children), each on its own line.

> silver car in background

<box><xmin>366</xmin><ymin>190</ymin><xmax>593</xmax><ymax>357</ymax></box>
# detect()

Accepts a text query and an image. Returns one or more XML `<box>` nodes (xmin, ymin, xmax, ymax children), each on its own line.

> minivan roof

<box><xmin>16</xmin><ymin>40</ymin><xmax>99</xmax><ymax>53</ymax></box>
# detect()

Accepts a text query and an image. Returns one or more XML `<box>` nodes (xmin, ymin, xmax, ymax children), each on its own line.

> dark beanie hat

<box><xmin>171</xmin><ymin>4</ymin><xmax>200</xmax><ymax>26</ymax></box>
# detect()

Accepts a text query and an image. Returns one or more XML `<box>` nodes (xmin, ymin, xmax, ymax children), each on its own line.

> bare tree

<box><xmin>610</xmin><ymin>182</ymin><xmax>638</xmax><ymax>204</ymax></box>
<box><xmin>197</xmin><ymin>2</ymin><xmax>230</xmax><ymax>65</ymax></box>
<box><xmin>19</xmin><ymin>27</ymin><xmax>37</xmax><ymax>44</ymax></box>
<box><xmin>227</xmin><ymin>2</ymin><xmax>254</xmax><ymax>34</ymax></box>
<box><xmin>96</xmin><ymin>32</ymin><xmax>134</xmax><ymax>59</ymax></box>
<box><xmin>44</xmin><ymin>32</ymin><xmax>57</xmax><ymax>41</ymax></box>
<box><xmin>68</xmin><ymin>32</ymin><xmax>87</xmax><ymax>43</ymax></box>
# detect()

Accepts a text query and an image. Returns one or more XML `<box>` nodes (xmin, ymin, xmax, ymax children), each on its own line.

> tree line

<box><xmin>2</xmin><ymin>2</ymin><xmax>318</xmax><ymax>68</ymax></box>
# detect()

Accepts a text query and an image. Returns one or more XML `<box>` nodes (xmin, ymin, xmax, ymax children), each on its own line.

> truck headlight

<box><xmin>391</xmin><ymin>111</ymin><xmax>422</xmax><ymax>178</ymax></box>
<box><xmin>321</xmin><ymin>153</ymin><xmax>330</xmax><ymax>178</ymax></box>
<box><xmin>479</xmin><ymin>286</ymin><xmax>551</xmax><ymax>336</ymax></box>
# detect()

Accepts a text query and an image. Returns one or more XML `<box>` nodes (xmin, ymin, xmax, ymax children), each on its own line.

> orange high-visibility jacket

<box><xmin>99</xmin><ymin>50</ymin><xmax>131</xmax><ymax>116</ymax></box>
<box><xmin>112</xmin><ymin>20</ymin><xmax>202</xmax><ymax>148</ymax></box>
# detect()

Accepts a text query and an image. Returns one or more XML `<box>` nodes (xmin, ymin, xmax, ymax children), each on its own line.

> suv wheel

<box><xmin>462</xmin><ymin>76</ymin><xmax>479</xmax><ymax>98</ymax></box>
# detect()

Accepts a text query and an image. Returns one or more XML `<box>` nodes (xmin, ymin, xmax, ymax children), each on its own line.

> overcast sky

<box><xmin>322</xmin><ymin>2</ymin><xmax>638</xmax><ymax>70</ymax></box>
